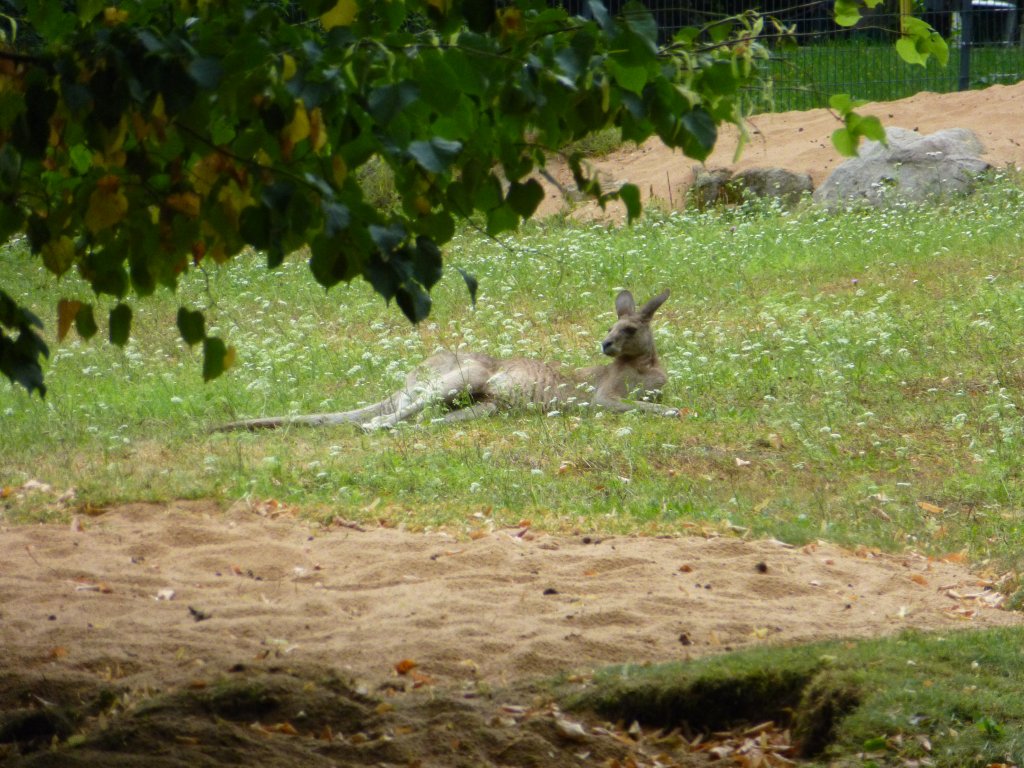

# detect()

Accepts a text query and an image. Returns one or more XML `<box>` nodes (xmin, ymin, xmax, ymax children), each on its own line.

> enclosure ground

<box><xmin>2</xmin><ymin>501</ymin><xmax>1021</xmax><ymax>765</ymax></box>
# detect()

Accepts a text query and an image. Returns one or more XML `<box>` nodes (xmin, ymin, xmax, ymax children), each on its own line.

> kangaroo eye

<box><xmin>623</xmin><ymin>327</ymin><xmax>636</xmax><ymax>335</ymax></box>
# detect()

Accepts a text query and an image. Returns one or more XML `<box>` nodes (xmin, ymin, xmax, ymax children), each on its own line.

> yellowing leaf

<box><xmin>331</xmin><ymin>155</ymin><xmax>348</xmax><ymax>186</ymax></box>
<box><xmin>283</xmin><ymin>101</ymin><xmax>311</xmax><ymax>145</ymax></box>
<box><xmin>320</xmin><ymin>0</ymin><xmax>357</xmax><ymax>30</ymax></box>
<box><xmin>217</xmin><ymin>181</ymin><xmax>254</xmax><ymax>228</ymax></box>
<box><xmin>260</xmin><ymin>722</ymin><xmax>299</xmax><ymax>736</ymax></box>
<box><xmin>152</xmin><ymin>93</ymin><xmax>167</xmax><ymax>122</ymax></box>
<box><xmin>192</xmin><ymin>154</ymin><xmax>224</xmax><ymax>195</ymax></box>
<box><xmin>57</xmin><ymin>299</ymin><xmax>82</xmax><ymax>341</ymax></box>
<box><xmin>427</xmin><ymin>0</ymin><xmax>451</xmax><ymax>12</ymax></box>
<box><xmin>102</xmin><ymin>115</ymin><xmax>128</xmax><ymax>156</ymax></box>
<box><xmin>498</xmin><ymin>7</ymin><xmax>523</xmax><ymax>36</ymax></box>
<box><xmin>917</xmin><ymin>501</ymin><xmax>944</xmax><ymax>516</ymax></box>
<box><xmin>103</xmin><ymin>6</ymin><xmax>129</xmax><ymax>25</ymax></box>
<box><xmin>166</xmin><ymin>192</ymin><xmax>201</xmax><ymax>218</ymax></box>
<box><xmin>309</xmin><ymin>107</ymin><xmax>327</xmax><ymax>153</ymax></box>
<box><xmin>42</xmin><ymin>236</ymin><xmax>76</xmax><ymax>276</ymax></box>
<box><xmin>85</xmin><ymin>178</ymin><xmax>128</xmax><ymax>234</ymax></box>
<box><xmin>280</xmin><ymin>53</ymin><xmax>297</xmax><ymax>81</ymax></box>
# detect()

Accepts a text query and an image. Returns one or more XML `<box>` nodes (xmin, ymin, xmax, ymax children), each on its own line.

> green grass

<box><xmin>3</xmin><ymin>176</ymin><xmax>1024</xmax><ymax>580</ymax></box>
<box><xmin>565</xmin><ymin>627</ymin><xmax>1024</xmax><ymax>766</ymax></box>
<box><xmin>761</xmin><ymin>39</ymin><xmax>1024</xmax><ymax>112</ymax></box>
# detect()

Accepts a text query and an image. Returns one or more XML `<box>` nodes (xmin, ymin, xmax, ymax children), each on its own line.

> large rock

<box><xmin>688</xmin><ymin>166</ymin><xmax>813</xmax><ymax>209</ymax></box>
<box><xmin>733</xmin><ymin>168</ymin><xmax>813</xmax><ymax>205</ymax></box>
<box><xmin>813</xmin><ymin>127</ymin><xmax>990</xmax><ymax>209</ymax></box>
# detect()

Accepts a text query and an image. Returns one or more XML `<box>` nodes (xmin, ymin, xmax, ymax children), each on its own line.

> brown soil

<box><xmin>2</xmin><ymin>499</ymin><xmax>1021</xmax><ymax>766</ymax></box>
<box><xmin>4</xmin><ymin>85</ymin><xmax>1024</xmax><ymax>766</ymax></box>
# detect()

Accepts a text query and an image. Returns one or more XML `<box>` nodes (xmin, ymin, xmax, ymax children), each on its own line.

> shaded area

<box><xmin>0</xmin><ymin>666</ymin><xmax>648</xmax><ymax>768</ymax></box>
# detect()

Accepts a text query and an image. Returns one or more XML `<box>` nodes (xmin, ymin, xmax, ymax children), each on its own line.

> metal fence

<box><xmin>573</xmin><ymin>1</ymin><xmax>1024</xmax><ymax>111</ymax></box>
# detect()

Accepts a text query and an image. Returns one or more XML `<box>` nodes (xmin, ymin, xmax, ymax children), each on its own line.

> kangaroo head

<box><xmin>600</xmin><ymin>289</ymin><xmax>670</xmax><ymax>359</ymax></box>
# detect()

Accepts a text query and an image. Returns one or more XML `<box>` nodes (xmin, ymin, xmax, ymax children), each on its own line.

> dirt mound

<box><xmin>537</xmin><ymin>81</ymin><xmax>1024</xmax><ymax>218</ymax></box>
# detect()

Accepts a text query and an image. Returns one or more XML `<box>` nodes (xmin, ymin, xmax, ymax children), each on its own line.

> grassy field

<box><xmin>3</xmin><ymin>177</ymin><xmax>1024</xmax><ymax>575</ymax></box>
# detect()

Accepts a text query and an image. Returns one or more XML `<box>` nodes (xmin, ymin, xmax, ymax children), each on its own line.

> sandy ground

<box><xmin>1</xmin><ymin>500</ymin><xmax>1019</xmax><ymax>694</ymax></box>
<box><xmin>537</xmin><ymin>80</ymin><xmax>1024</xmax><ymax>218</ymax></box>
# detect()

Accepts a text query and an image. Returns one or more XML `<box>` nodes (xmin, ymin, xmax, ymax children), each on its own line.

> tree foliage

<box><xmin>0</xmin><ymin>0</ymin><xmax>941</xmax><ymax>395</ymax></box>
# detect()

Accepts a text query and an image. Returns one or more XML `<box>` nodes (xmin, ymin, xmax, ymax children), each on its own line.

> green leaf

<box><xmin>26</xmin><ymin>2</ymin><xmax>75</xmax><ymax>40</ymax></box>
<box><xmin>833</xmin><ymin>0</ymin><xmax>862</xmax><ymax>27</ymax></box>
<box><xmin>486</xmin><ymin>204</ymin><xmax>519</xmax><ymax>237</ymax></box>
<box><xmin>621</xmin><ymin>1</ymin><xmax>658</xmax><ymax>46</ymax></box>
<box><xmin>369</xmin><ymin>223</ymin><xmax>406</xmax><ymax>255</ymax></box>
<box><xmin>856</xmin><ymin>115</ymin><xmax>886</xmax><ymax>143</ymax></box>
<box><xmin>310</xmin><ymin>234</ymin><xmax>353</xmax><ymax>288</ymax></box>
<box><xmin>0</xmin><ymin>290</ymin><xmax>48</xmax><ymax>397</ymax></box>
<box><xmin>895</xmin><ymin>37</ymin><xmax>925</xmax><ymax>66</ymax></box>
<box><xmin>408</xmin><ymin>138</ymin><xmax>462</xmax><ymax>174</ymax></box>
<box><xmin>457</xmin><ymin>267</ymin><xmax>478</xmax><ymax>306</ymax></box>
<box><xmin>239</xmin><ymin>206</ymin><xmax>271</xmax><ymax>250</ymax></box>
<box><xmin>77</xmin><ymin>0</ymin><xmax>106</xmax><ymax>23</ymax></box>
<box><xmin>506</xmin><ymin>179</ymin><xmax>544</xmax><ymax>219</ymax></box>
<box><xmin>395</xmin><ymin>283</ymin><xmax>432</xmax><ymax>324</ymax></box>
<box><xmin>832</xmin><ymin>127</ymin><xmax>858</xmax><ymax>157</ymax></box>
<box><xmin>678</xmin><ymin>109</ymin><xmax>717</xmax><ymax>161</ymax></box>
<box><xmin>177</xmin><ymin>307</ymin><xmax>206</xmax><ymax>346</ymax></box>
<box><xmin>618</xmin><ymin>183</ymin><xmax>641</xmax><ymax>223</ymax></box>
<box><xmin>414</xmin><ymin>210</ymin><xmax>455</xmax><ymax>244</ymax></box>
<box><xmin>608</xmin><ymin>60</ymin><xmax>647</xmax><ymax>96</ymax></box>
<box><xmin>75</xmin><ymin>304</ymin><xmax>98</xmax><ymax>340</ymax></box>
<box><xmin>0</xmin><ymin>143</ymin><xmax>20</xmax><ymax>194</ymax></box>
<box><xmin>368</xmin><ymin>82</ymin><xmax>419</xmax><ymax>124</ymax></box>
<box><xmin>69</xmin><ymin>144</ymin><xmax>93</xmax><ymax>175</ymax></box>
<box><xmin>708</xmin><ymin>20</ymin><xmax>734</xmax><ymax>44</ymax></box>
<box><xmin>109</xmin><ymin>303</ymin><xmax>132</xmax><ymax>347</ymax></box>
<box><xmin>188</xmin><ymin>57</ymin><xmax>224</xmax><ymax>90</ymax></box>
<box><xmin>829</xmin><ymin>93</ymin><xmax>853</xmax><ymax>113</ymax></box>
<box><xmin>411</xmin><ymin>236</ymin><xmax>443</xmax><ymax>289</ymax></box>
<box><xmin>202</xmin><ymin>336</ymin><xmax>229</xmax><ymax>382</ymax></box>
<box><xmin>0</xmin><ymin>206</ymin><xmax>25</xmax><ymax>246</ymax></box>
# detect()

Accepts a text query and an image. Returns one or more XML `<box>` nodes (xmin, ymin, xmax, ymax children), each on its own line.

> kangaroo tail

<box><xmin>212</xmin><ymin>412</ymin><xmax>361</xmax><ymax>432</ymax></box>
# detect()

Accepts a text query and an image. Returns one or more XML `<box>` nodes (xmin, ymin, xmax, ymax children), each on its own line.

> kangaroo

<box><xmin>216</xmin><ymin>289</ymin><xmax>677</xmax><ymax>431</ymax></box>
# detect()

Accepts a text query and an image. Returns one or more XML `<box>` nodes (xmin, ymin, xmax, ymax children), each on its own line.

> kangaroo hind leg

<box><xmin>363</xmin><ymin>354</ymin><xmax>493</xmax><ymax>430</ymax></box>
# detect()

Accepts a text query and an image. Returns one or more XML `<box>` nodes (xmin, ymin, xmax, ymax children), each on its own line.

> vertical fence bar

<box><xmin>959</xmin><ymin>0</ymin><xmax>973</xmax><ymax>89</ymax></box>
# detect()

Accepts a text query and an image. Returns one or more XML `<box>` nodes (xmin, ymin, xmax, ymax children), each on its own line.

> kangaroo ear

<box><xmin>639</xmin><ymin>289</ymin><xmax>670</xmax><ymax>320</ymax></box>
<box><xmin>614</xmin><ymin>290</ymin><xmax>636</xmax><ymax>317</ymax></box>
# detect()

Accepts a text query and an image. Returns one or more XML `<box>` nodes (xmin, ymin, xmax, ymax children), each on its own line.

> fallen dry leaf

<box><xmin>256</xmin><ymin>721</ymin><xmax>299</xmax><ymax>736</ymax></box>
<box><xmin>410</xmin><ymin>670</ymin><xmax>435</xmax><ymax>688</ymax></box>
<box><xmin>553</xmin><ymin>716</ymin><xmax>589</xmax><ymax>743</ymax></box>
<box><xmin>394</xmin><ymin>658</ymin><xmax>418</xmax><ymax>675</ymax></box>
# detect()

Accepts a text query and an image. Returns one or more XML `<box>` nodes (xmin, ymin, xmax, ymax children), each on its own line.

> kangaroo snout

<box><xmin>601</xmin><ymin>338</ymin><xmax>617</xmax><ymax>356</ymax></box>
